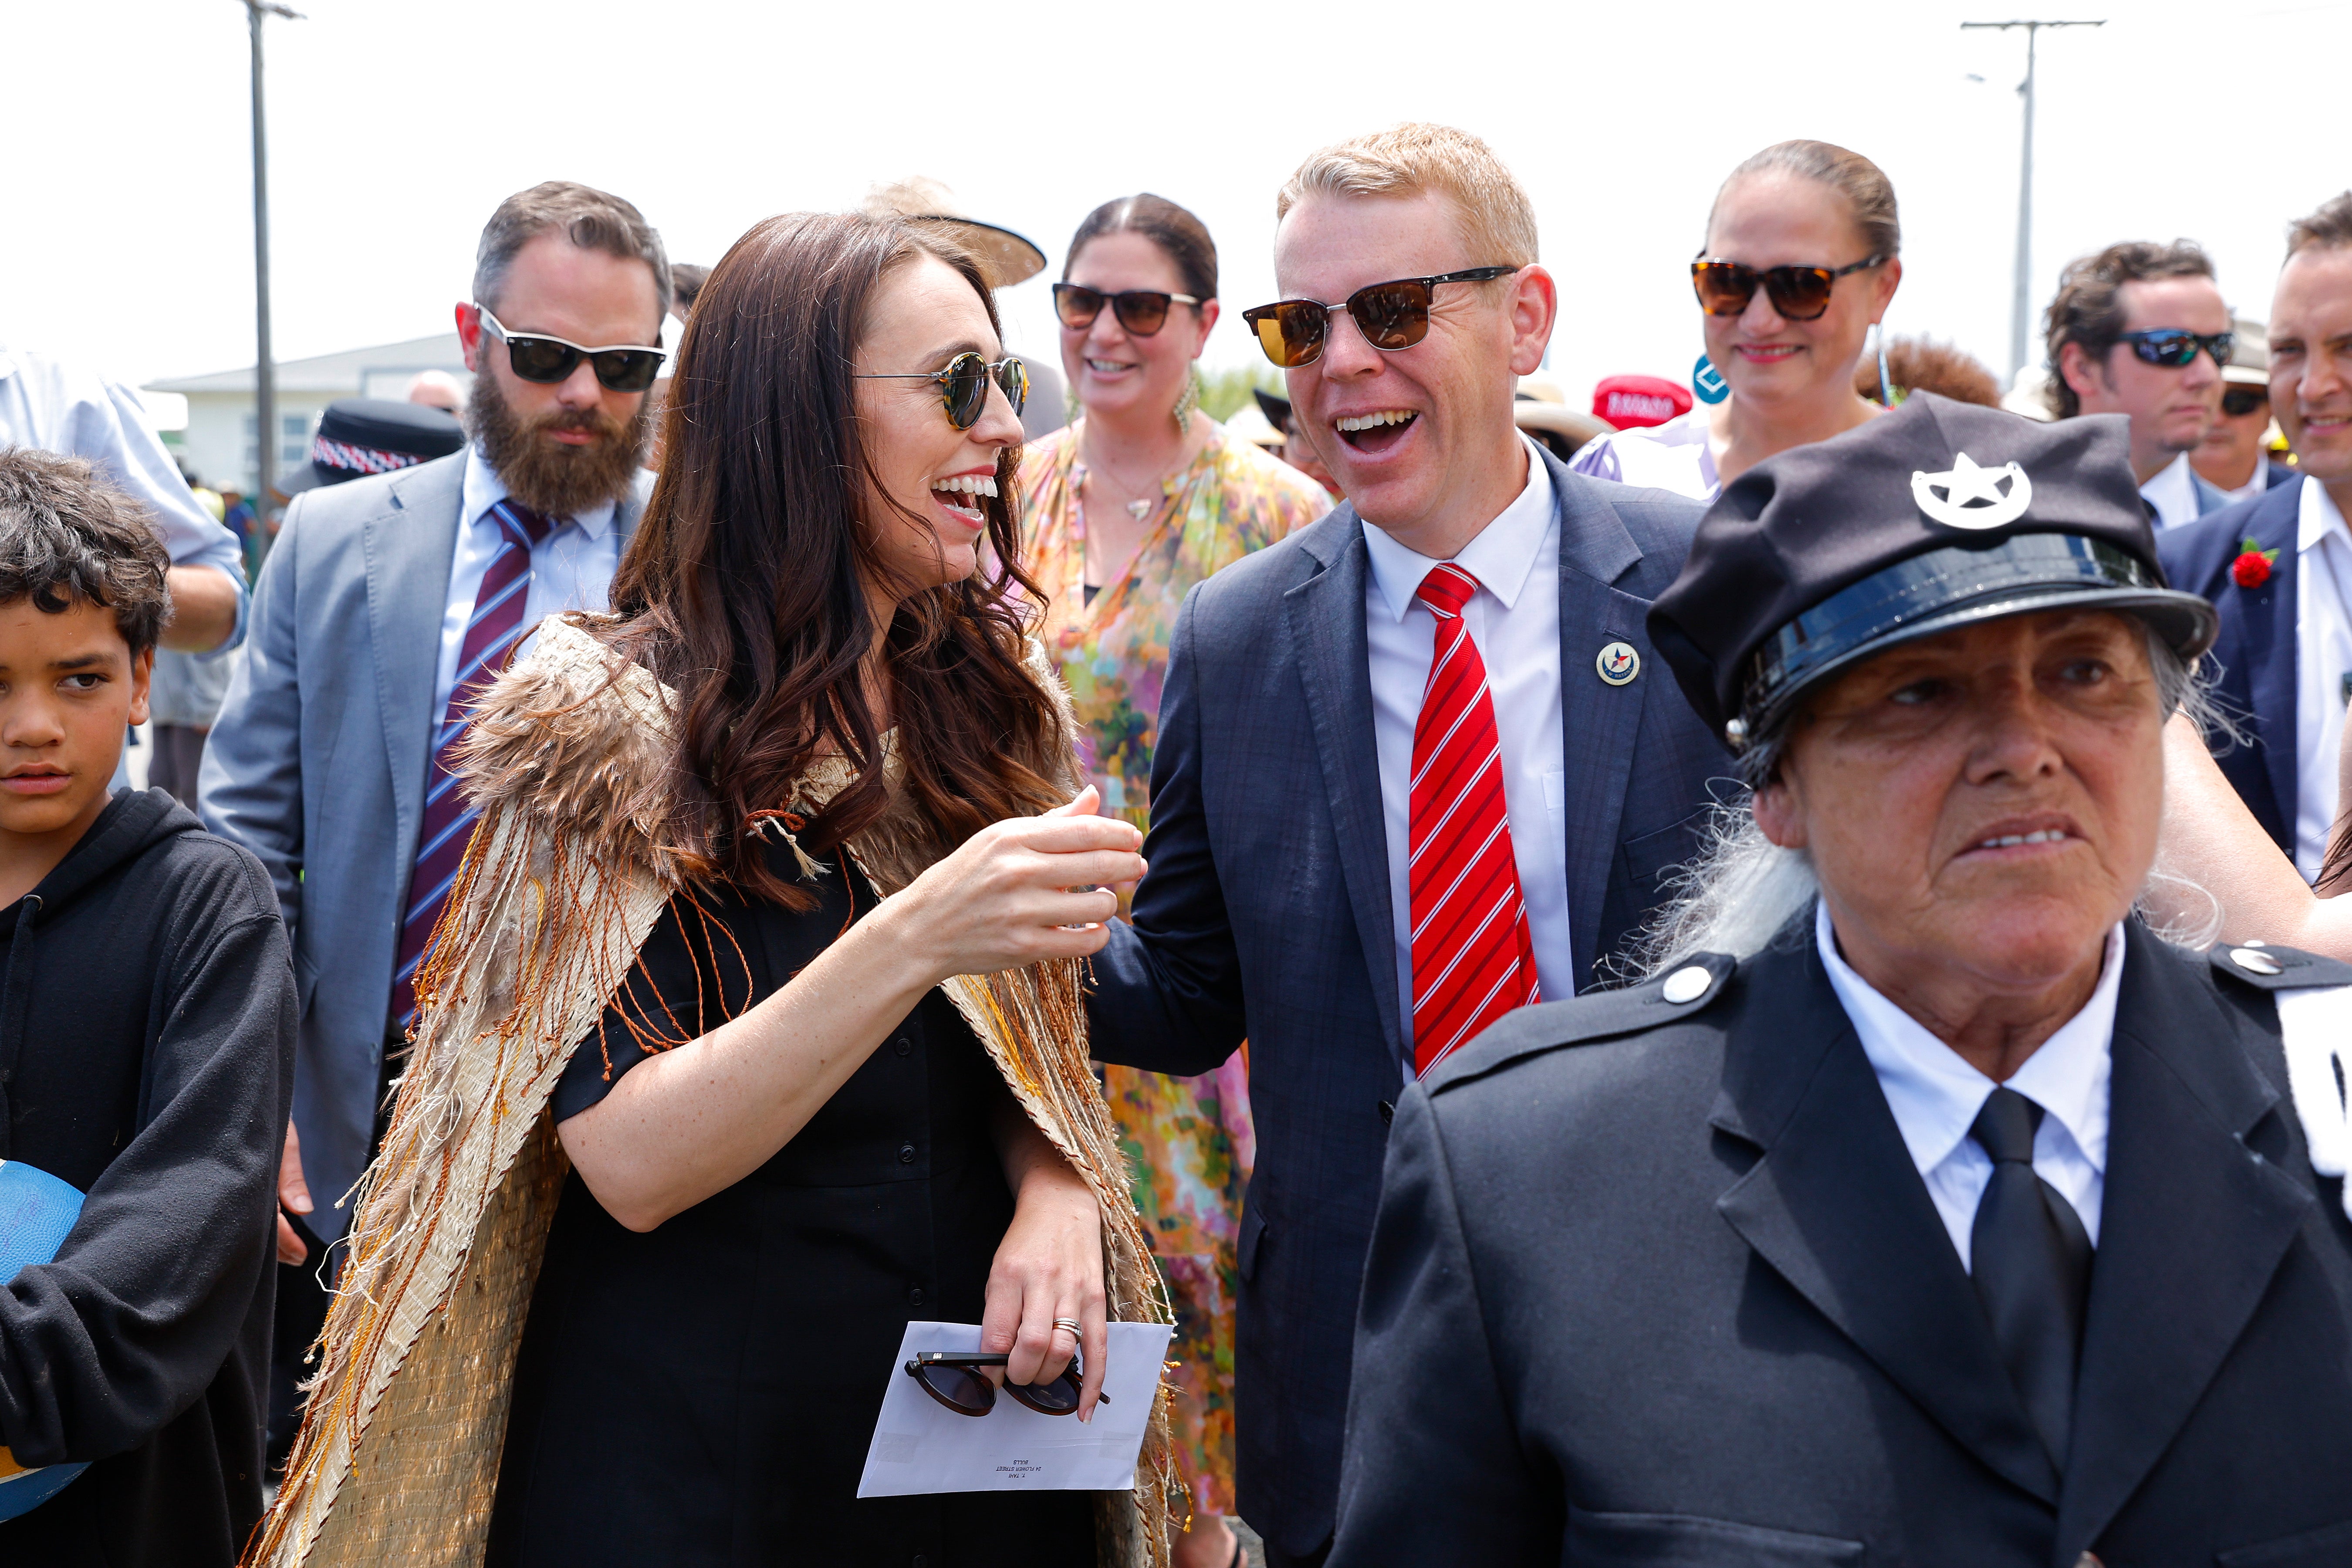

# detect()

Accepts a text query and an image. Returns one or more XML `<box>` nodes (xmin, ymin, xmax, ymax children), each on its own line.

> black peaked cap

<box><xmin>279</xmin><ymin>397</ymin><xmax>466</xmax><ymax>493</ymax></box>
<box><xmin>1647</xmin><ymin>392</ymin><xmax>2218</xmax><ymax>747</ymax></box>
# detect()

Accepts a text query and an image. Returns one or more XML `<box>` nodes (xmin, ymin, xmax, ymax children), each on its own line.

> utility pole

<box><xmin>1962</xmin><ymin>18</ymin><xmax>2104</xmax><ymax>383</ymax></box>
<box><xmin>244</xmin><ymin>0</ymin><xmax>302</xmax><ymax>551</ymax></box>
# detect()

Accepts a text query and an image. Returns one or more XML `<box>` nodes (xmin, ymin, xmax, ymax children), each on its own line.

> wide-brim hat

<box><xmin>278</xmin><ymin>397</ymin><xmax>465</xmax><ymax>495</ymax></box>
<box><xmin>1649</xmin><ymin>392</ymin><xmax>2218</xmax><ymax>750</ymax></box>
<box><xmin>1513</xmin><ymin>398</ymin><xmax>1614</xmax><ymax>452</ymax></box>
<box><xmin>860</xmin><ymin>177</ymin><xmax>1045</xmax><ymax>289</ymax></box>
<box><xmin>1254</xmin><ymin>388</ymin><xmax>1292</xmax><ymax>430</ymax></box>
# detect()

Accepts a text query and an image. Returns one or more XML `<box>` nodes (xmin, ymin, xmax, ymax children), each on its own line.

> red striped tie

<box><xmin>390</xmin><ymin>498</ymin><xmax>552</xmax><ymax>1025</ymax></box>
<box><xmin>1409</xmin><ymin>563</ymin><xmax>1540</xmax><ymax>1078</ymax></box>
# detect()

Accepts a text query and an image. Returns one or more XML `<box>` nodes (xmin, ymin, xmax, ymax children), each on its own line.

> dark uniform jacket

<box><xmin>1331</xmin><ymin>917</ymin><xmax>2352</xmax><ymax>1568</ymax></box>
<box><xmin>1087</xmin><ymin>449</ymin><xmax>1728</xmax><ymax>1558</ymax></box>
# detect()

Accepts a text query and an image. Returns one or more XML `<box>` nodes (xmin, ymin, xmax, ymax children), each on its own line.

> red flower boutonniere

<box><xmin>2232</xmin><ymin>536</ymin><xmax>2281</xmax><ymax>589</ymax></box>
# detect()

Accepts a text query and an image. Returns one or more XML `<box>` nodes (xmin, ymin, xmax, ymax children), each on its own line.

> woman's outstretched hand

<box><xmin>885</xmin><ymin>785</ymin><xmax>1145</xmax><ymax>984</ymax></box>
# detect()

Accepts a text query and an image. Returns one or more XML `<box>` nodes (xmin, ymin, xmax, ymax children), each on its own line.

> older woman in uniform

<box><xmin>1331</xmin><ymin>395</ymin><xmax>2352</xmax><ymax>1567</ymax></box>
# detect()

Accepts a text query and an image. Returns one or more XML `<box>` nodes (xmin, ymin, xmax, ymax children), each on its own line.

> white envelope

<box><xmin>856</xmin><ymin>1319</ymin><xmax>1174</xmax><ymax>1497</ymax></box>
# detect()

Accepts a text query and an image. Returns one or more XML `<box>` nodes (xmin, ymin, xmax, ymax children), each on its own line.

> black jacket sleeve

<box><xmin>0</xmin><ymin>909</ymin><xmax>294</xmax><ymax>1466</ymax></box>
<box><xmin>1085</xmin><ymin>585</ymin><xmax>1250</xmax><ymax>1077</ymax></box>
<box><xmin>1328</xmin><ymin>1083</ymin><xmax>1555</xmax><ymax>1568</ymax></box>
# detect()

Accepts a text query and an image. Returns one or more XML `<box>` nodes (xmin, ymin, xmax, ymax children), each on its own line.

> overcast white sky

<box><xmin>7</xmin><ymin>0</ymin><xmax>2347</xmax><ymax>406</ymax></box>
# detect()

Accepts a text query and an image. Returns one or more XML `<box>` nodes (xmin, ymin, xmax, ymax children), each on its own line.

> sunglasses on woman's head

<box><xmin>1690</xmin><ymin>254</ymin><xmax>1889</xmax><ymax>322</ymax></box>
<box><xmin>1241</xmin><ymin>267</ymin><xmax>1519</xmax><ymax>369</ymax></box>
<box><xmin>1052</xmin><ymin>284</ymin><xmax>1200</xmax><ymax>338</ymax></box>
<box><xmin>902</xmin><ymin>1351</ymin><xmax>1106</xmax><ymax>1418</ymax></box>
<box><xmin>855</xmin><ymin>352</ymin><xmax>1029</xmax><ymax>431</ymax></box>
<box><xmin>474</xmin><ymin>305</ymin><xmax>668</xmax><ymax>392</ymax></box>
<box><xmin>2117</xmin><ymin>329</ymin><xmax>2235</xmax><ymax>369</ymax></box>
<box><xmin>2221</xmin><ymin>385</ymin><xmax>2270</xmax><ymax>418</ymax></box>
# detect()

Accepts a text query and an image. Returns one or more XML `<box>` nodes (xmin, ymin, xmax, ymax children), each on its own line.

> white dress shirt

<box><xmin>2139</xmin><ymin>452</ymin><xmax>2205</xmax><ymax>533</ymax></box>
<box><xmin>0</xmin><ymin>344</ymin><xmax>249</xmax><ymax>642</ymax></box>
<box><xmin>432</xmin><ymin>446</ymin><xmax>624</xmax><ymax>725</ymax></box>
<box><xmin>1362</xmin><ymin>437</ymin><xmax>1568</xmax><ymax>1050</ymax></box>
<box><xmin>1817</xmin><ymin>901</ymin><xmax>2120</xmax><ymax>1270</ymax></box>
<box><xmin>2295</xmin><ymin>478</ymin><xmax>2352</xmax><ymax>881</ymax></box>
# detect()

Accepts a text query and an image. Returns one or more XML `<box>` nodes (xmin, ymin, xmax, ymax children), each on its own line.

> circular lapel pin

<box><xmin>1596</xmin><ymin>642</ymin><xmax>1640</xmax><ymax>686</ymax></box>
<box><xmin>2230</xmin><ymin>947</ymin><xmax>2283</xmax><ymax>976</ymax></box>
<box><xmin>1661</xmin><ymin>965</ymin><xmax>1712</xmax><ymax>1004</ymax></box>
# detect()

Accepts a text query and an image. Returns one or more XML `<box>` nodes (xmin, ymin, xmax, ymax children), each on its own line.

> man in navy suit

<box><xmin>2161</xmin><ymin>192</ymin><xmax>2352</xmax><ymax>881</ymax></box>
<box><xmin>1084</xmin><ymin>124</ymin><xmax>1725</xmax><ymax>1567</ymax></box>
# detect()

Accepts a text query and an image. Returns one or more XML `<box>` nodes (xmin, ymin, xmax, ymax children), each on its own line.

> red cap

<box><xmin>1591</xmin><ymin>375</ymin><xmax>1692</xmax><ymax>430</ymax></box>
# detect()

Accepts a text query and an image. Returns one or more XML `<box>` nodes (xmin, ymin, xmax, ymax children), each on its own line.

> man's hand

<box><xmin>160</xmin><ymin>563</ymin><xmax>239</xmax><ymax>652</ymax></box>
<box><xmin>277</xmin><ymin>1119</ymin><xmax>313</xmax><ymax>1266</ymax></box>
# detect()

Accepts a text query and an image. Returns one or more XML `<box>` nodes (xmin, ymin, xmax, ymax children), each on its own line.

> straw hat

<box><xmin>861</xmin><ymin>177</ymin><xmax>1047</xmax><ymax>289</ymax></box>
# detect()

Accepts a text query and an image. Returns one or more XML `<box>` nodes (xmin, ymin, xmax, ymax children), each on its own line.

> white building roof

<box><xmin>147</xmin><ymin>332</ymin><xmax>466</xmax><ymax>395</ymax></box>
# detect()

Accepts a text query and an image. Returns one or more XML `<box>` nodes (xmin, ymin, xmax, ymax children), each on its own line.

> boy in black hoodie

<box><xmin>0</xmin><ymin>449</ymin><xmax>294</xmax><ymax>1565</ymax></box>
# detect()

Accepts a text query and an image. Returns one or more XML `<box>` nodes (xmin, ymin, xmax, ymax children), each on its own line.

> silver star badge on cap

<box><xmin>1911</xmin><ymin>452</ymin><xmax>2032</xmax><ymax>531</ymax></box>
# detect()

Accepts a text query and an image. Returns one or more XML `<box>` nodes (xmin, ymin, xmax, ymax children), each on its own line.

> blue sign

<box><xmin>0</xmin><ymin>1161</ymin><xmax>88</xmax><ymax>1521</ymax></box>
<box><xmin>1693</xmin><ymin>355</ymin><xmax>1730</xmax><ymax>406</ymax></box>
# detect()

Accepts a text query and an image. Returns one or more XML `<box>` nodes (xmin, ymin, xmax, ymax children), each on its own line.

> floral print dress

<box><xmin>1020</xmin><ymin>419</ymin><xmax>1330</xmax><ymax>1516</ymax></box>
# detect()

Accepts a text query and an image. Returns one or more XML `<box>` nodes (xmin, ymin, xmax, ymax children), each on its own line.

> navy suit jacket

<box><xmin>2158</xmin><ymin>476</ymin><xmax>2304</xmax><ymax>853</ymax></box>
<box><xmin>1087</xmin><ymin>450</ymin><xmax>1729</xmax><ymax>1557</ymax></box>
<box><xmin>1334</xmin><ymin>923</ymin><xmax>2352</xmax><ymax>1567</ymax></box>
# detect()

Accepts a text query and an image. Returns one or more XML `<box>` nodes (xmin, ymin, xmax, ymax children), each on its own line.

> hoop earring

<box><xmin>1173</xmin><ymin>365</ymin><xmax>1202</xmax><ymax>434</ymax></box>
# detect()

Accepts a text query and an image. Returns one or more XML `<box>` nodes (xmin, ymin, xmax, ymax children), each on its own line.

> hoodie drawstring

<box><xmin>0</xmin><ymin>893</ymin><xmax>43</xmax><ymax>1160</ymax></box>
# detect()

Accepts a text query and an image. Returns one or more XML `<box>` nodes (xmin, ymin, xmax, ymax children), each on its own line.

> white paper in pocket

<box><xmin>855</xmin><ymin>1319</ymin><xmax>1173</xmax><ymax>1497</ymax></box>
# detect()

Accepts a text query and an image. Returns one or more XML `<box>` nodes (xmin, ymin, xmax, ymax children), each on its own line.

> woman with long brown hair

<box><xmin>254</xmin><ymin>213</ymin><xmax>1176</xmax><ymax>1566</ymax></box>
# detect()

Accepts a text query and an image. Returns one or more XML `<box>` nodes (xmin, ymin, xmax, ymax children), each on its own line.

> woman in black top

<box><xmin>476</xmin><ymin>213</ymin><xmax>1154</xmax><ymax>1565</ymax></box>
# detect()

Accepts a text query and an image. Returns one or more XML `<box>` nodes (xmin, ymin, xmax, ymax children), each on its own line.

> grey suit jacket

<box><xmin>198</xmin><ymin>453</ymin><xmax>649</xmax><ymax>1240</ymax></box>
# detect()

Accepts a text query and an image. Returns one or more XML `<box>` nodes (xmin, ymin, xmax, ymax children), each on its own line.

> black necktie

<box><xmin>1968</xmin><ymin>1086</ymin><xmax>2094</xmax><ymax>1467</ymax></box>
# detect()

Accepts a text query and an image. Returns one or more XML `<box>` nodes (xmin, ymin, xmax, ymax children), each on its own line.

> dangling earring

<box><xmin>1173</xmin><ymin>365</ymin><xmax>1202</xmax><ymax>434</ymax></box>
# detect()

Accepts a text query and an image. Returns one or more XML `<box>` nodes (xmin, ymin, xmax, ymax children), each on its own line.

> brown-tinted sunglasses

<box><xmin>1053</xmin><ymin>283</ymin><xmax>1200</xmax><ymax>337</ymax></box>
<box><xmin>903</xmin><ymin>1351</ymin><xmax>1108</xmax><ymax>1418</ymax></box>
<box><xmin>1242</xmin><ymin>267</ymin><xmax>1519</xmax><ymax>368</ymax></box>
<box><xmin>1690</xmin><ymin>253</ymin><xmax>1889</xmax><ymax>322</ymax></box>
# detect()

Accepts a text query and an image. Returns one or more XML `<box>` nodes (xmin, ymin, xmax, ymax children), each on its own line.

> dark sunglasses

<box><xmin>2117</xmin><ymin>328</ymin><xmax>2235</xmax><ymax>369</ymax></box>
<box><xmin>1052</xmin><ymin>283</ymin><xmax>1200</xmax><ymax>337</ymax></box>
<box><xmin>1690</xmin><ymin>254</ymin><xmax>1889</xmax><ymax>322</ymax></box>
<box><xmin>475</xmin><ymin>306</ymin><xmax>666</xmax><ymax>392</ymax></box>
<box><xmin>1242</xmin><ymin>267</ymin><xmax>1519</xmax><ymax>369</ymax></box>
<box><xmin>2221</xmin><ymin>385</ymin><xmax>2271</xmax><ymax>417</ymax></box>
<box><xmin>903</xmin><ymin>1352</ymin><xmax>1107</xmax><ymax>1418</ymax></box>
<box><xmin>854</xmin><ymin>352</ymin><xmax>1029</xmax><ymax>431</ymax></box>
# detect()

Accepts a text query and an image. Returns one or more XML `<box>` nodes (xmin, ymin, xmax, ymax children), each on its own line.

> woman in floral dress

<box><xmin>1021</xmin><ymin>194</ymin><xmax>1330</xmax><ymax>1568</ymax></box>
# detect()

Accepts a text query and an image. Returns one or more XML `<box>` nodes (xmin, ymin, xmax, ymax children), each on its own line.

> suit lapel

<box><xmin>1284</xmin><ymin>510</ymin><xmax>1405</xmax><ymax>1063</ymax></box>
<box><xmin>2253</xmin><ymin>483</ymin><xmax>2303</xmax><ymax>838</ymax></box>
<box><xmin>2055</xmin><ymin>925</ymin><xmax>2315</xmax><ymax>1556</ymax></box>
<box><xmin>365</xmin><ymin>458</ymin><xmax>466</xmax><ymax>858</ymax></box>
<box><xmin>1712</xmin><ymin>939</ymin><xmax>2061</xmax><ymax>1504</ymax></box>
<box><xmin>1546</xmin><ymin>457</ymin><xmax>1648</xmax><ymax>987</ymax></box>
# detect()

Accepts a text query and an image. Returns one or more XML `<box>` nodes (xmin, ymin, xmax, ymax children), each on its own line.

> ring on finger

<box><xmin>1051</xmin><ymin>1316</ymin><xmax>1082</xmax><ymax>1336</ymax></box>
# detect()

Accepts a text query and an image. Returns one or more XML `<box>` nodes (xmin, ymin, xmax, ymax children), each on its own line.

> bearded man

<box><xmin>200</xmin><ymin>180</ymin><xmax>669</xmax><ymax>1463</ymax></box>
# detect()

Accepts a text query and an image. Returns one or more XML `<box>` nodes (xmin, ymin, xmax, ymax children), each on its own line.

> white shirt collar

<box><xmin>460</xmin><ymin>443</ymin><xmax>617</xmax><ymax>540</ymax></box>
<box><xmin>2298</xmin><ymin>471</ymin><xmax>2351</xmax><ymax>555</ymax></box>
<box><xmin>2138</xmin><ymin>452</ymin><xmax>2201</xmax><ymax>530</ymax></box>
<box><xmin>1362</xmin><ymin>436</ymin><xmax>1552</xmax><ymax>623</ymax></box>
<box><xmin>1816</xmin><ymin>899</ymin><xmax>2120</xmax><ymax>1182</ymax></box>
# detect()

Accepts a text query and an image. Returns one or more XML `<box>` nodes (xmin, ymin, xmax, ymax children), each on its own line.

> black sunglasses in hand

<box><xmin>2117</xmin><ymin>328</ymin><xmax>2235</xmax><ymax>369</ymax></box>
<box><xmin>1242</xmin><ymin>267</ymin><xmax>1519</xmax><ymax>369</ymax></box>
<box><xmin>474</xmin><ymin>305</ymin><xmax>668</xmax><ymax>392</ymax></box>
<box><xmin>1690</xmin><ymin>253</ymin><xmax>1889</xmax><ymax>322</ymax></box>
<box><xmin>903</xmin><ymin>1351</ymin><xmax>1107</xmax><ymax>1418</ymax></box>
<box><xmin>855</xmin><ymin>352</ymin><xmax>1029</xmax><ymax>432</ymax></box>
<box><xmin>1053</xmin><ymin>283</ymin><xmax>1200</xmax><ymax>338</ymax></box>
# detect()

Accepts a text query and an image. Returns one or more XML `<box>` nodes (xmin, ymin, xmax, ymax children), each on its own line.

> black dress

<box><xmin>485</xmin><ymin>847</ymin><xmax>1095</xmax><ymax>1567</ymax></box>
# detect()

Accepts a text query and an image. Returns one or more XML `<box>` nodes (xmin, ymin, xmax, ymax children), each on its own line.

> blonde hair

<box><xmin>1275</xmin><ymin>122</ymin><xmax>1538</xmax><ymax>268</ymax></box>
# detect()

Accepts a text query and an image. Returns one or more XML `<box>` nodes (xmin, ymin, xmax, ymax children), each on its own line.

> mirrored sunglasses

<box><xmin>1241</xmin><ymin>267</ymin><xmax>1519</xmax><ymax>369</ymax></box>
<box><xmin>855</xmin><ymin>352</ymin><xmax>1029</xmax><ymax>431</ymax></box>
<box><xmin>2118</xmin><ymin>329</ymin><xmax>2234</xmax><ymax>369</ymax></box>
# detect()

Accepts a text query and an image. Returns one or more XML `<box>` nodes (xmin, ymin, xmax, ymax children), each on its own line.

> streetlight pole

<box><xmin>243</xmin><ymin>0</ymin><xmax>301</xmax><ymax>551</ymax></box>
<box><xmin>1961</xmin><ymin>18</ymin><xmax>2104</xmax><ymax>384</ymax></box>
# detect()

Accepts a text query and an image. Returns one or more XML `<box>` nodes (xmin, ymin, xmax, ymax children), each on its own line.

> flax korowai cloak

<box><xmin>248</xmin><ymin>614</ymin><xmax>1177</xmax><ymax>1568</ymax></box>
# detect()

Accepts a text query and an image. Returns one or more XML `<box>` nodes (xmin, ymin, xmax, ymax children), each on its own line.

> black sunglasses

<box><xmin>2221</xmin><ymin>385</ymin><xmax>2270</xmax><ymax>417</ymax></box>
<box><xmin>1690</xmin><ymin>254</ymin><xmax>1889</xmax><ymax>322</ymax></box>
<box><xmin>2117</xmin><ymin>328</ymin><xmax>2235</xmax><ymax>369</ymax></box>
<box><xmin>854</xmin><ymin>352</ymin><xmax>1029</xmax><ymax>431</ymax></box>
<box><xmin>475</xmin><ymin>306</ymin><xmax>666</xmax><ymax>392</ymax></box>
<box><xmin>902</xmin><ymin>1352</ymin><xmax>1106</xmax><ymax>1418</ymax></box>
<box><xmin>1242</xmin><ymin>267</ymin><xmax>1519</xmax><ymax>369</ymax></box>
<box><xmin>1053</xmin><ymin>283</ymin><xmax>1200</xmax><ymax>337</ymax></box>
